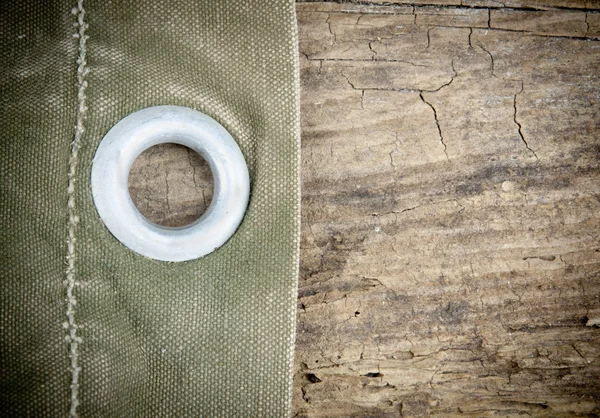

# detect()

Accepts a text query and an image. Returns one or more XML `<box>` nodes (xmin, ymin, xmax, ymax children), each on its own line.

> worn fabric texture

<box><xmin>0</xmin><ymin>1</ymin><xmax>300</xmax><ymax>416</ymax></box>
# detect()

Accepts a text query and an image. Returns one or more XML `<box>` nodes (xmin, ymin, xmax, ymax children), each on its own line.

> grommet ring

<box><xmin>91</xmin><ymin>105</ymin><xmax>250</xmax><ymax>262</ymax></box>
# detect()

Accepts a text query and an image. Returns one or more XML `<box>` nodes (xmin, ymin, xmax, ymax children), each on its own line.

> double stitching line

<box><xmin>65</xmin><ymin>1</ymin><xmax>88</xmax><ymax>416</ymax></box>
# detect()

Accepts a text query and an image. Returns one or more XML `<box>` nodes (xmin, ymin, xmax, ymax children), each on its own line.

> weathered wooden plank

<box><xmin>490</xmin><ymin>9</ymin><xmax>588</xmax><ymax>37</ymax></box>
<box><xmin>415</xmin><ymin>6</ymin><xmax>489</xmax><ymax>28</ymax></box>
<box><xmin>296</xmin><ymin>0</ymin><xmax>600</xmax><ymax>11</ymax></box>
<box><xmin>464</xmin><ymin>0</ymin><xmax>598</xmax><ymax>9</ymax></box>
<box><xmin>588</xmin><ymin>12</ymin><xmax>600</xmax><ymax>38</ymax></box>
<box><xmin>295</xmin><ymin>2</ymin><xmax>414</xmax><ymax>15</ymax></box>
<box><xmin>128</xmin><ymin>143</ymin><xmax>213</xmax><ymax>227</ymax></box>
<box><xmin>294</xmin><ymin>4</ymin><xmax>600</xmax><ymax>417</ymax></box>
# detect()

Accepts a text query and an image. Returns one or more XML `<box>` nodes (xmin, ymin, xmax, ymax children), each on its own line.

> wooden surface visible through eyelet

<box><xmin>128</xmin><ymin>143</ymin><xmax>214</xmax><ymax>228</ymax></box>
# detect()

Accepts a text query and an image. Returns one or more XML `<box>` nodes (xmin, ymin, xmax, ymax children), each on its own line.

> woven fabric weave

<box><xmin>0</xmin><ymin>1</ymin><xmax>300</xmax><ymax>416</ymax></box>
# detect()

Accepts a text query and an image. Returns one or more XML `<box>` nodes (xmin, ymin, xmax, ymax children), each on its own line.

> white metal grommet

<box><xmin>91</xmin><ymin>105</ymin><xmax>250</xmax><ymax>262</ymax></box>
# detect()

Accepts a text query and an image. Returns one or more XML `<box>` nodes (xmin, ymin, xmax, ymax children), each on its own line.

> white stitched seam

<box><xmin>65</xmin><ymin>1</ymin><xmax>88</xmax><ymax>417</ymax></box>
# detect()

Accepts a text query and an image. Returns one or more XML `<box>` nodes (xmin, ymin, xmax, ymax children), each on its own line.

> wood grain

<box><xmin>128</xmin><ymin>144</ymin><xmax>213</xmax><ymax>227</ymax></box>
<box><xmin>128</xmin><ymin>3</ymin><xmax>600</xmax><ymax>416</ymax></box>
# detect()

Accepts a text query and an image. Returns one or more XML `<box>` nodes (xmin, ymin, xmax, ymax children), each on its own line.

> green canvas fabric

<box><xmin>1</xmin><ymin>1</ymin><xmax>300</xmax><ymax>416</ymax></box>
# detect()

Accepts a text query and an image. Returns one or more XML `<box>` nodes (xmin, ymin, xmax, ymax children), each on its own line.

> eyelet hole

<box><xmin>128</xmin><ymin>143</ymin><xmax>214</xmax><ymax>227</ymax></box>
